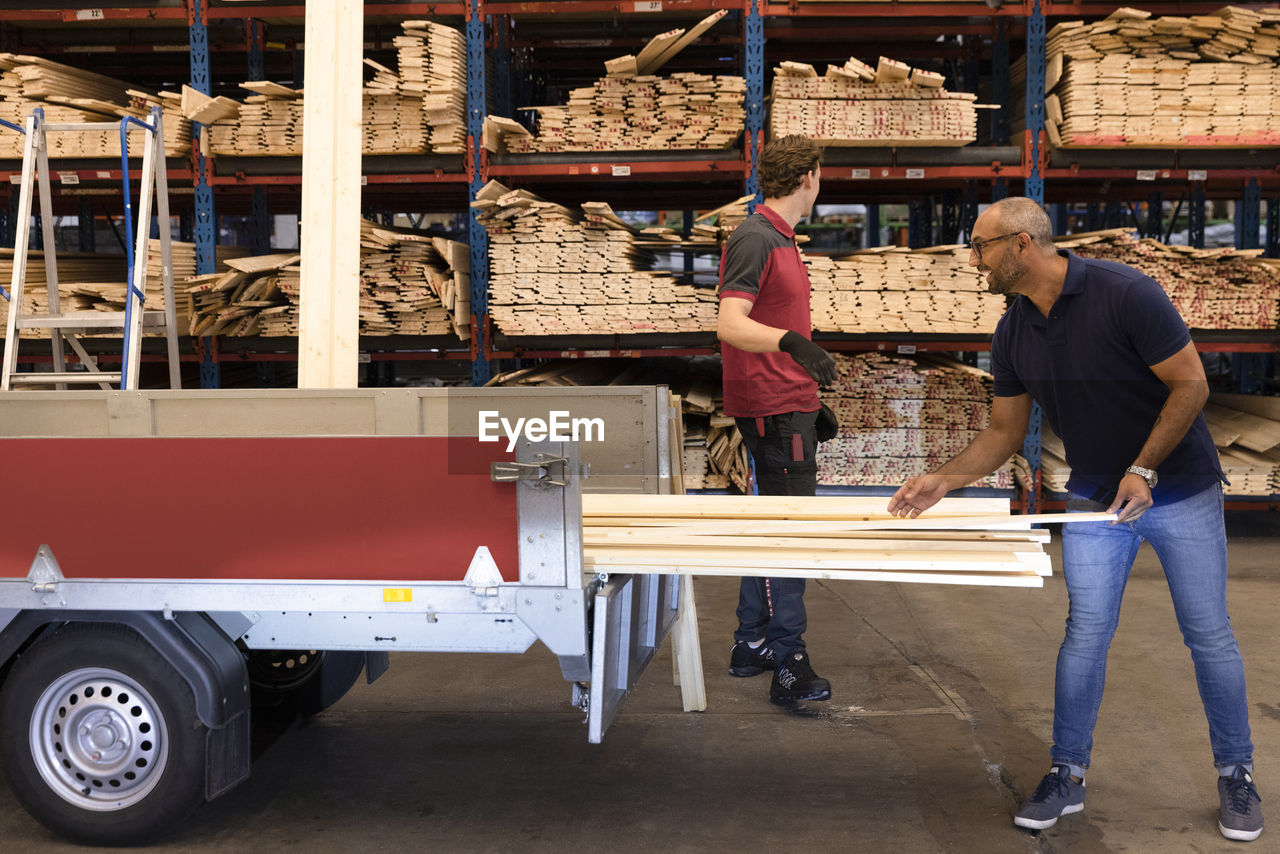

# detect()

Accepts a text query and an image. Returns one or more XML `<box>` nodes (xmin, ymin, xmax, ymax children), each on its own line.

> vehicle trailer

<box><xmin>0</xmin><ymin>387</ymin><xmax>697</xmax><ymax>844</ymax></box>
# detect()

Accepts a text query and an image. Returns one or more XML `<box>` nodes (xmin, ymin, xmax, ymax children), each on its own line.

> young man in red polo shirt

<box><xmin>716</xmin><ymin>134</ymin><xmax>837</xmax><ymax>704</ymax></box>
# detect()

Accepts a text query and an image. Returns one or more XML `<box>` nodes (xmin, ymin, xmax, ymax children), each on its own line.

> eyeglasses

<box><xmin>968</xmin><ymin>232</ymin><xmax>1021</xmax><ymax>260</ymax></box>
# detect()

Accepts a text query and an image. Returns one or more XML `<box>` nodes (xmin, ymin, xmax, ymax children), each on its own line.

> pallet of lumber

<box><xmin>474</xmin><ymin>180</ymin><xmax>719</xmax><ymax>336</ymax></box>
<box><xmin>0</xmin><ymin>54</ymin><xmax>189</xmax><ymax>158</ymax></box>
<box><xmin>805</xmin><ymin>244</ymin><xmax>1007</xmax><ymax>334</ymax></box>
<box><xmin>583</xmin><ymin>494</ymin><xmax>1114</xmax><ymax>588</ymax></box>
<box><xmin>484</xmin><ymin>13</ymin><xmax>742</xmax><ymax>154</ymax></box>
<box><xmin>768</xmin><ymin>55</ymin><xmax>980</xmax><ymax>146</ymax></box>
<box><xmin>817</xmin><ymin>352</ymin><xmax>1019</xmax><ymax>490</ymax></box>
<box><xmin>1058</xmin><ymin>228</ymin><xmax>1280</xmax><ymax>330</ymax></box>
<box><xmin>182</xmin><ymin>220</ymin><xmax>468</xmax><ymax>339</ymax></box>
<box><xmin>1009</xmin><ymin>6</ymin><xmax>1280</xmax><ymax>148</ymax></box>
<box><xmin>205</xmin><ymin>21</ymin><xmax>464</xmax><ymax>156</ymax></box>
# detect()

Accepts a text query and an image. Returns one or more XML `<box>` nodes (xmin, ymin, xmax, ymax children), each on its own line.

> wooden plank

<box><xmin>583</xmin><ymin>534</ymin><xmax>1048</xmax><ymax>554</ymax></box>
<box><xmin>298</xmin><ymin>0</ymin><xmax>363</xmax><ymax>389</ymax></box>
<box><xmin>586</xmin><ymin>546</ymin><xmax>1049</xmax><ymax>573</ymax></box>
<box><xmin>586</xmin><ymin>562</ymin><xmax>1045</xmax><ymax>588</ymax></box>
<box><xmin>581</xmin><ymin>494</ymin><xmax>1011</xmax><ymax>519</ymax></box>
<box><xmin>585</xmin><ymin>512</ymin><xmax>1117</xmax><ymax>539</ymax></box>
<box><xmin>636</xmin><ymin>10</ymin><xmax>729</xmax><ymax>77</ymax></box>
<box><xmin>634</xmin><ymin>28</ymin><xmax>685</xmax><ymax>76</ymax></box>
<box><xmin>670</xmin><ymin>577</ymin><xmax>707</xmax><ymax>711</ymax></box>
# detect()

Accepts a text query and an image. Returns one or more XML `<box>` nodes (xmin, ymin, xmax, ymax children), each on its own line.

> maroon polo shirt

<box><xmin>717</xmin><ymin>204</ymin><xmax>820</xmax><ymax>417</ymax></box>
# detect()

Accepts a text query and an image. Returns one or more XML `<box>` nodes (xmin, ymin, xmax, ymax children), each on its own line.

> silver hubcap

<box><xmin>29</xmin><ymin>667</ymin><xmax>169</xmax><ymax>811</ymax></box>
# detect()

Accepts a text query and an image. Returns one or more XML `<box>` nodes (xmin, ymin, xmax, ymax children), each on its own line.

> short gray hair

<box><xmin>989</xmin><ymin>197</ymin><xmax>1055</xmax><ymax>248</ymax></box>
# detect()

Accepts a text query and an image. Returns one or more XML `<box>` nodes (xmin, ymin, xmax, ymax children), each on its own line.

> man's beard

<box><xmin>982</xmin><ymin>254</ymin><xmax>1028</xmax><ymax>295</ymax></box>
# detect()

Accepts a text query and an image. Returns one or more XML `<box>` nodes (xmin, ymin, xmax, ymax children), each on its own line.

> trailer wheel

<box><xmin>0</xmin><ymin>624</ymin><xmax>206</xmax><ymax>845</ymax></box>
<box><xmin>245</xmin><ymin>649</ymin><xmax>364</xmax><ymax>716</ymax></box>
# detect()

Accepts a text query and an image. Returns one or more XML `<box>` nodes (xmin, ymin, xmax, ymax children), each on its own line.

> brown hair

<box><xmin>759</xmin><ymin>135</ymin><xmax>821</xmax><ymax>200</ymax></box>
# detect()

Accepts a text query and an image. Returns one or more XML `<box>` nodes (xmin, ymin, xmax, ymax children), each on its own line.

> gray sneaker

<box><xmin>1219</xmin><ymin>767</ymin><xmax>1263</xmax><ymax>841</ymax></box>
<box><xmin>1014</xmin><ymin>765</ymin><xmax>1086</xmax><ymax>830</ymax></box>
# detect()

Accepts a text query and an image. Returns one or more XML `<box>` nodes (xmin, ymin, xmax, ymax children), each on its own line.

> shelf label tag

<box><xmin>75</xmin><ymin>9</ymin><xmax>105</xmax><ymax>20</ymax></box>
<box><xmin>905</xmin><ymin>168</ymin><xmax>926</xmax><ymax>179</ymax></box>
<box><xmin>611</xmin><ymin>165</ymin><xmax>631</xmax><ymax>177</ymax></box>
<box><xmin>360</xmin><ymin>175</ymin><xmax>368</xmax><ymax>186</ymax></box>
<box><xmin>58</xmin><ymin>172</ymin><xmax>80</xmax><ymax>185</ymax></box>
<box><xmin>850</xmin><ymin>168</ymin><xmax>870</xmax><ymax>179</ymax></box>
<box><xmin>1136</xmin><ymin>169</ymin><xmax>1157</xmax><ymax>181</ymax></box>
<box><xmin>8</xmin><ymin>175</ymin><xmax>20</xmax><ymax>185</ymax></box>
<box><xmin>357</xmin><ymin>352</ymin><xmax>371</xmax><ymax>364</ymax></box>
<box><xmin>1188</xmin><ymin>169</ymin><xmax>1208</xmax><ymax>182</ymax></box>
<box><xmin>634</xmin><ymin>1</ymin><xmax>663</xmax><ymax>10</ymax></box>
<box><xmin>897</xmin><ymin>344</ymin><xmax>917</xmax><ymax>355</ymax></box>
<box><xmin>96</xmin><ymin>170</ymin><xmax>111</xmax><ymax>179</ymax></box>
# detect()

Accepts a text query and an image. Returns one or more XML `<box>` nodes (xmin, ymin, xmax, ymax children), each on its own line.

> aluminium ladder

<box><xmin>1</xmin><ymin>105</ymin><xmax>180</xmax><ymax>390</ymax></box>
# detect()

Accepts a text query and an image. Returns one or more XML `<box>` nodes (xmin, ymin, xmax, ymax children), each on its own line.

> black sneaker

<box><xmin>1014</xmin><ymin>766</ymin><xmax>1085</xmax><ymax>830</ymax></box>
<box><xmin>1219</xmin><ymin>766</ymin><xmax>1264</xmax><ymax>841</ymax></box>
<box><xmin>769</xmin><ymin>650</ymin><xmax>831</xmax><ymax>703</ymax></box>
<box><xmin>729</xmin><ymin>641</ymin><xmax>776</xmax><ymax>677</ymax></box>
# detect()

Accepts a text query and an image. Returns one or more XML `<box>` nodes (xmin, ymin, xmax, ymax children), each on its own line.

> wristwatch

<box><xmin>1126</xmin><ymin>465</ymin><xmax>1158</xmax><ymax>488</ymax></box>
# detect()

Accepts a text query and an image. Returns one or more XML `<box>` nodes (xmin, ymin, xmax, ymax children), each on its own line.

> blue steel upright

<box><xmin>1021</xmin><ymin>0</ymin><xmax>1048</xmax><ymax>511</ymax></box>
<box><xmin>1267</xmin><ymin>197</ymin><xmax>1279</xmax><ymax>258</ymax></box>
<box><xmin>467</xmin><ymin>0</ymin><xmax>490</xmax><ymax>385</ymax></box>
<box><xmin>743</xmin><ymin>1</ymin><xmax>764</xmax><ymax>207</ymax></box>
<box><xmin>190</xmin><ymin>0</ymin><xmax>219</xmax><ymax>388</ymax></box>
<box><xmin>1239</xmin><ymin>178</ymin><xmax>1261</xmax><ymax>251</ymax></box>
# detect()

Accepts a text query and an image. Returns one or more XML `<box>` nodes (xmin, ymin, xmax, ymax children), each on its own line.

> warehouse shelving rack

<box><xmin>0</xmin><ymin>0</ymin><xmax>1277</xmax><ymax>507</ymax></box>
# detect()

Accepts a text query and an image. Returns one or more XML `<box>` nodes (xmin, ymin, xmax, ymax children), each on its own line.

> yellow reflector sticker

<box><xmin>383</xmin><ymin>588</ymin><xmax>412</xmax><ymax>603</ymax></box>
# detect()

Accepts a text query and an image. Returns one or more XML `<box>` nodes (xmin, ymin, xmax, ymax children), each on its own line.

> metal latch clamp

<box><xmin>490</xmin><ymin>454</ymin><xmax>569</xmax><ymax>487</ymax></box>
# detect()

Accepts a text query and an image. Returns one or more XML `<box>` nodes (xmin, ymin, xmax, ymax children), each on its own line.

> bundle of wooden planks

<box><xmin>804</xmin><ymin>244</ymin><xmax>1006</xmax><ymax>334</ymax></box>
<box><xmin>1009</xmin><ymin>6</ymin><xmax>1280</xmax><ymax>147</ymax></box>
<box><xmin>0</xmin><ymin>54</ymin><xmax>190</xmax><ymax>158</ymax></box>
<box><xmin>583</xmin><ymin>494</ymin><xmax>1112</xmax><ymax>588</ymax></box>
<box><xmin>473</xmin><ymin>180</ymin><xmax>718</xmax><ymax>337</ymax></box>
<box><xmin>768</xmin><ymin>56</ymin><xmax>980</xmax><ymax>146</ymax></box>
<box><xmin>484</xmin><ymin>12</ymin><xmax>743</xmax><ymax>154</ymax></box>
<box><xmin>203</xmin><ymin>21</ymin><xmax>465</xmax><ymax>156</ymax></box>
<box><xmin>1058</xmin><ymin>228</ymin><xmax>1280</xmax><ymax>329</ymax></box>
<box><xmin>817</xmin><ymin>352</ymin><xmax>1020</xmax><ymax>490</ymax></box>
<box><xmin>183</xmin><ymin>221</ymin><xmax>468</xmax><ymax>339</ymax></box>
<box><xmin>489</xmin><ymin>356</ymin><xmax>750</xmax><ymax>491</ymax></box>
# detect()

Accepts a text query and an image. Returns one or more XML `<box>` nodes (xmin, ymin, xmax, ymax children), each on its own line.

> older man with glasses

<box><xmin>888</xmin><ymin>196</ymin><xmax>1262</xmax><ymax>842</ymax></box>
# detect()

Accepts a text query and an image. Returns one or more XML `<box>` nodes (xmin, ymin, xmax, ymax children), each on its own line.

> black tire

<box><xmin>244</xmin><ymin>649</ymin><xmax>364</xmax><ymax>717</ymax></box>
<box><xmin>0</xmin><ymin>624</ymin><xmax>207</xmax><ymax>846</ymax></box>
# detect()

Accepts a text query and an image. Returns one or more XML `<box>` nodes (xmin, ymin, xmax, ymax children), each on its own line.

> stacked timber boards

<box><xmin>0</xmin><ymin>54</ymin><xmax>189</xmax><ymax>158</ymax></box>
<box><xmin>805</xmin><ymin>244</ymin><xmax>1006</xmax><ymax>335</ymax></box>
<box><xmin>484</xmin><ymin>12</ymin><xmax>743</xmax><ymax>153</ymax></box>
<box><xmin>204</xmin><ymin>21</ymin><xmax>465</xmax><ymax>155</ymax></box>
<box><xmin>1011</xmin><ymin>6</ymin><xmax>1280</xmax><ymax>147</ymax></box>
<box><xmin>183</xmin><ymin>221</ymin><xmax>469</xmax><ymax>339</ymax></box>
<box><xmin>474</xmin><ymin>181</ymin><xmax>718</xmax><ymax>336</ymax></box>
<box><xmin>1060</xmin><ymin>229</ymin><xmax>1280</xmax><ymax>329</ymax></box>
<box><xmin>769</xmin><ymin>56</ymin><xmax>979</xmax><ymax>146</ymax></box>
<box><xmin>583</xmin><ymin>494</ymin><xmax>1113</xmax><ymax>588</ymax></box>
<box><xmin>818</xmin><ymin>352</ymin><xmax>1020</xmax><ymax>490</ymax></box>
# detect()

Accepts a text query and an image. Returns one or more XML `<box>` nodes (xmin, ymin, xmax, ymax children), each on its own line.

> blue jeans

<box><xmin>1053</xmin><ymin>483</ymin><xmax>1253</xmax><ymax>769</ymax></box>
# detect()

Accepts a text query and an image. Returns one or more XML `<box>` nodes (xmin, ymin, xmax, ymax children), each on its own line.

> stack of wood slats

<box><xmin>768</xmin><ymin>56</ymin><xmax>979</xmax><ymax>146</ymax></box>
<box><xmin>0</xmin><ymin>54</ymin><xmax>190</xmax><ymax>158</ymax></box>
<box><xmin>483</xmin><ymin>12</ymin><xmax>743</xmax><ymax>154</ymax></box>
<box><xmin>1058</xmin><ymin>229</ymin><xmax>1280</xmax><ymax>329</ymax></box>
<box><xmin>204</xmin><ymin>21</ymin><xmax>465</xmax><ymax>156</ymax></box>
<box><xmin>473</xmin><ymin>180</ymin><xmax>717</xmax><ymax>336</ymax></box>
<box><xmin>183</xmin><ymin>221</ymin><xmax>468</xmax><ymax>339</ymax></box>
<box><xmin>804</xmin><ymin>244</ymin><xmax>1006</xmax><ymax>334</ymax></box>
<box><xmin>1010</xmin><ymin>6</ymin><xmax>1280</xmax><ymax>147</ymax></box>
<box><xmin>583</xmin><ymin>494</ymin><xmax>1111</xmax><ymax>588</ymax></box>
<box><xmin>489</xmin><ymin>356</ymin><xmax>750</xmax><ymax>491</ymax></box>
<box><xmin>817</xmin><ymin>352</ymin><xmax>1019</xmax><ymax>489</ymax></box>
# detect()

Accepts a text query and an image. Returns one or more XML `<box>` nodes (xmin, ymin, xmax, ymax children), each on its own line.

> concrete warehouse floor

<box><xmin>4</xmin><ymin>513</ymin><xmax>1280</xmax><ymax>852</ymax></box>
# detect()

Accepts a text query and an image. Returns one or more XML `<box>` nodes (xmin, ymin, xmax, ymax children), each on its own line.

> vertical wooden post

<box><xmin>298</xmin><ymin>0</ymin><xmax>363</xmax><ymax>388</ymax></box>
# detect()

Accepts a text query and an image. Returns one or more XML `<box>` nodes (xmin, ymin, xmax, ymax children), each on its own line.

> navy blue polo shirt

<box><xmin>991</xmin><ymin>250</ymin><xmax>1223</xmax><ymax>504</ymax></box>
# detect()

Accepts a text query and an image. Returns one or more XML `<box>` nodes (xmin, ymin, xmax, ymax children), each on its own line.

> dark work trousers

<box><xmin>732</xmin><ymin>409</ymin><xmax>819</xmax><ymax>659</ymax></box>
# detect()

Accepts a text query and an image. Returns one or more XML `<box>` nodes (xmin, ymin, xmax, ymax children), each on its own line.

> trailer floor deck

<box><xmin>5</xmin><ymin>512</ymin><xmax>1280</xmax><ymax>852</ymax></box>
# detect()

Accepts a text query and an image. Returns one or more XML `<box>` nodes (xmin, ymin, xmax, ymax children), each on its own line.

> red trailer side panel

<box><xmin>1</xmin><ymin>437</ymin><xmax>520</xmax><ymax>582</ymax></box>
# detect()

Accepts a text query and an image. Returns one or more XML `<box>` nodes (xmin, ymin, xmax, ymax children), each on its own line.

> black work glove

<box><xmin>779</xmin><ymin>330</ymin><xmax>837</xmax><ymax>387</ymax></box>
